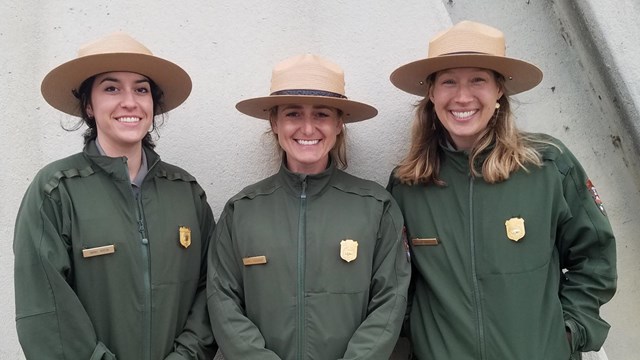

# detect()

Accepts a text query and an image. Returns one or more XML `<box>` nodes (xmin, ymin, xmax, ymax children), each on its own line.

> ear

<box><xmin>270</xmin><ymin>119</ymin><xmax>278</xmax><ymax>134</ymax></box>
<box><xmin>336</xmin><ymin>118</ymin><xmax>344</xmax><ymax>134</ymax></box>
<box><xmin>86</xmin><ymin>104</ymin><xmax>94</xmax><ymax>118</ymax></box>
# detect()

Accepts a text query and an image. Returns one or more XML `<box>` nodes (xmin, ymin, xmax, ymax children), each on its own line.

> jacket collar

<box><xmin>83</xmin><ymin>140</ymin><xmax>161</xmax><ymax>181</ymax></box>
<box><xmin>440</xmin><ymin>141</ymin><xmax>494</xmax><ymax>174</ymax></box>
<box><xmin>277</xmin><ymin>157</ymin><xmax>336</xmax><ymax>198</ymax></box>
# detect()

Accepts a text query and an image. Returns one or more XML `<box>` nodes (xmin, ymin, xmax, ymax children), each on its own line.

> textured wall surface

<box><xmin>1</xmin><ymin>1</ymin><xmax>637</xmax><ymax>359</ymax></box>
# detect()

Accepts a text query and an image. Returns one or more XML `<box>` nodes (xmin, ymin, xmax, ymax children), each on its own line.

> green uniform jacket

<box><xmin>207</xmin><ymin>161</ymin><xmax>410</xmax><ymax>360</ymax></box>
<box><xmin>14</xmin><ymin>142</ymin><xmax>217</xmax><ymax>360</ymax></box>
<box><xmin>387</xmin><ymin>135</ymin><xmax>617</xmax><ymax>360</ymax></box>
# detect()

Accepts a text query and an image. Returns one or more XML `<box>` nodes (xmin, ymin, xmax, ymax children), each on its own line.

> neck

<box><xmin>97</xmin><ymin>140</ymin><xmax>143</xmax><ymax>181</ymax></box>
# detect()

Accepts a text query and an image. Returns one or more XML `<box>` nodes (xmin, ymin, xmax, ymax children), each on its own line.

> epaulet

<box><xmin>332</xmin><ymin>170</ymin><xmax>389</xmax><ymax>201</ymax></box>
<box><xmin>44</xmin><ymin>166</ymin><xmax>95</xmax><ymax>195</ymax></box>
<box><xmin>154</xmin><ymin>163</ymin><xmax>197</xmax><ymax>182</ymax></box>
<box><xmin>231</xmin><ymin>175</ymin><xmax>279</xmax><ymax>202</ymax></box>
<box><xmin>534</xmin><ymin>134</ymin><xmax>572</xmax><ymax>176</ymax></box>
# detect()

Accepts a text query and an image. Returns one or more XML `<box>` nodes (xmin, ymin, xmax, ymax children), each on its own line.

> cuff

<box><xmin>565</xmin><ymin>318</ymin><xmax>584</xmax><ymax>353</ymax></box>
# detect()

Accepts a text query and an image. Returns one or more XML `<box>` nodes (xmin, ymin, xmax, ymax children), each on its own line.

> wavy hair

<box><xmin>394</xmin><ymin>72</ymin><xmax>545</xmax><ymax>185</ymax></box>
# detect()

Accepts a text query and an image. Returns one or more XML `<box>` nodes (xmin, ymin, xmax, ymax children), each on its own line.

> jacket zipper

<box><xmin>296</xmin><ymin>178</ymin><xmax>308</xmax><ymax>360</ymax></box>
<box><xmin>126</xmin><ymin>154</ymin><xmax>156</xmax><ymax>360</ymax></box>
<box><xmin>135</xmin><ymin>191</ymin><xmax>152</xmax><ymax>360</ymax></box>
<box><xmin>469</xmin><ymin>176</ymin><xmax>486</xmax><ymax>359</ymax></box>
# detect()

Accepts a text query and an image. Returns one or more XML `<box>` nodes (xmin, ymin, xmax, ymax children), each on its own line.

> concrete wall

<box><xmin>1</xmin><ymin>1</ymin><xmax>637</xmax><ymax>359</ymax></box>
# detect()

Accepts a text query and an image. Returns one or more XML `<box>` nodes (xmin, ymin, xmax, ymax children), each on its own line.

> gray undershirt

<box><xmin>95</xmin><ymin>139</ymin><xmax>149</xmax><ymax>191</ymax></box>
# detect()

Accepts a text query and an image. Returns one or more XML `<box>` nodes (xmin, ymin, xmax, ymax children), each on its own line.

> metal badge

<box><xmin>505</xmin><ymin>217</ymin><xmax>525</xmax><ymax>242</ymax></box>
<box><xmin>340</xmin><ymin>239</ymin><xmax>358</xmax><ymax>262</ymax></box>
<box><xmin>179</xmin><ymin>226</ymin><xmax>192</xmax><ymax>249</ymax></box>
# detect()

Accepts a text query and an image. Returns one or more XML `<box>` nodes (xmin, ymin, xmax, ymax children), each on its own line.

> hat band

<box><xmin>271</xmin><ymin>89</ymin><xmax>347</xmax><ymax>99</ymax></box>
<box><xmin>439</xmin><ymin>51</ymin><xmax>491</xmax><ymax>56</ymax></box>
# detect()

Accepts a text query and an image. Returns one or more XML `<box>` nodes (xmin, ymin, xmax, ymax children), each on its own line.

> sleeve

<box><xmin>340</xmin><ymin>197</ymin><xmax>411</xmax><ymax>360</ymax></box>
<box><xmin>386</xmin><ymin>170</ymin><xmax>414</xmax><ymax>339</ymax></box>
<box><xmin>206</xmin><ymin>204</ymin><xmax>282</xmax><ymax>360</ymax></box>
<box><xmin>555</xmin><ymin>145</ymin><xmax>617</xmax><ymax>353</ymax></box>
<box><xmin>13</xmin><ymin>180</ymin><xmax>115</xmax><ymax>360</ymax></box>
<box><xmin>165</xmin><ymin>187</ymin><xmax>218</xmax><ymax>359</ymax></box>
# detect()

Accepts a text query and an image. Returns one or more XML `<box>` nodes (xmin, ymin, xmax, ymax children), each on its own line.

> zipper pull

<box><xmin>301</xmin><ymin>177</ymin><xmax>307</xmax><ymax>199</ymax></box>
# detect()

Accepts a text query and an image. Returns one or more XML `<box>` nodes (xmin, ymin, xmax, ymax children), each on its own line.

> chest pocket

<box><xmin>478</xmin><ymin>215</ymin><xmax>554</xmax><ymax>274</ymax></box>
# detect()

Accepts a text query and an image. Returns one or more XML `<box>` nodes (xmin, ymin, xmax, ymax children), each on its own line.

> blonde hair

<box><xmin>268</xmin><ymin>106</ymin><xmax>348</xmax><ymax>169</ymax></box>
<box><xmin>394</xmin><ymin>73</ymin><xmax>544</xmax><ymax>186</ymax></box>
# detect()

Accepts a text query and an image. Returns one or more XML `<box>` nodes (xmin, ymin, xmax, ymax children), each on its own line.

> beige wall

<box><xmin>1</xmin><ymin>1</ymin><xmax>637</xmax><ymax>359</ymax></box>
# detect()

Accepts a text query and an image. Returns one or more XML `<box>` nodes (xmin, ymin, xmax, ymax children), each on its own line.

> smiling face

<box><xmin>430</xmin><ymin>67</ymin><xmax>504</xmax><ymax>150</ymax></box>
<box><xmin>86</xmin><ymin>71</ymin><xmax>154</xmax><ymax>155</ymax></box>
<box><xmin>271</xmin><ymin>103</ymin><xmax>343</xmax><ymax>174</ymax></box>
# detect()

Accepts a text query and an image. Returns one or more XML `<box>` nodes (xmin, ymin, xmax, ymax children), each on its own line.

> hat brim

<box><xmin>236</xmin><ymin>95</ymin><xmax>378</xmax><ymax>123</ymax></box>
<box><xmin>41</xmin><ymin>53</ymin><xmax>192</xmax><ymax>116</ymax></box>
<box><xmin>390</xmin><ymin>54</ymin><xmax>542</xmax><ymax>96</ymax></box>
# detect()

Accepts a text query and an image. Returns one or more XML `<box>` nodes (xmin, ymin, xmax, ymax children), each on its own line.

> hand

<box><xmin>566</xmin><ymin>330</ymin><xmax>573</xmax><ymax>349</ymax></box>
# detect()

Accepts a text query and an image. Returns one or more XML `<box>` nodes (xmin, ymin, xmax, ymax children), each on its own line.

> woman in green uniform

<box><xmin>387</xmin><ymin>21</ymin><xmax>616</xmax><ymax>360</ymax></box>
<box><xmin>14</xmin><ymin>32</ymin><xmax>217</xmax><ymax>359</ymax></box>
<box><xmin>207</xmin><ymin>54</ymin><xmax>410</xmax><ymax>360</ymax></box>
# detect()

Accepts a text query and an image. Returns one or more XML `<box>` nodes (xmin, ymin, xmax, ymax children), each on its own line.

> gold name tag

<box><xmin>243</xmin><ymin>255</ymin><xmax>267</xmax><ymax>266</ymax></box>
<box><xmin>82</xmin><ymin>245</ymin><xmax>116</xmax><ymax>258</ymax></box>
<box><xmin>412</xmin><ymin>238</ymin><xmax>439</xmax><ymax>246</ymax></box>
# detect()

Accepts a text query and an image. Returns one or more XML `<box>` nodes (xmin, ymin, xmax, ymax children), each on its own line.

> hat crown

<box><xmin>270</xmin><ymin>54</ymin><xmax>346</xmax><ymax>96</ymax></box>
<box><xmin>428</xmin><ymin>21</ymin><xmax>505</xmax><ymax>58</ymax></box>
<box><xmin>77</xmin><ymin>32</ymin><xmax>153</xmax><ymax>57</ymax></box>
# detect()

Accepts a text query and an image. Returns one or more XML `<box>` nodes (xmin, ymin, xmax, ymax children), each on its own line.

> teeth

<box><xmin>297</xmin><ymin>139</ymin><xmax>320</xmax><ymax>145</ymax></box>
<box><xmin>118</xmin><ymin>117</ymin><xmax>140</xmax><ymax>123</ymax></box>
<box><xmin>451</xmin><ymin>110</ymin><xmax>476</xmax><ymax>119</ymax></box>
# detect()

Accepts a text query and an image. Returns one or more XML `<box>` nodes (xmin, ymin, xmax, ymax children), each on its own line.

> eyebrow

<box><xmin>98</xmin><ymin>76</ymin><xmax>150</xmax><ymax>85</ymax></box>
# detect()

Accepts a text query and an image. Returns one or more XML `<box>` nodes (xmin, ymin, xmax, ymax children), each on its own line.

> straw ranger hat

<box><xmin>236</xmin><ymin>54</ymin><xmax>378</xmax><ymax>123</ymax></box>
<box><xmin>390</xmin><ymin>21</ymin><xmax>543</xmax><ymax>96</ymax></box>
<box><xmin>41</xmin><ymin>32</ymin><xmax>192</xmax><ymax>116</ymax></box>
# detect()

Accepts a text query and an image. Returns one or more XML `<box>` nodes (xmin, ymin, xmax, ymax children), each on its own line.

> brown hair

<box><xmin>394</xmin><ymin>72</ymin><xmax>544</xmax><ymax>185</ymax></box>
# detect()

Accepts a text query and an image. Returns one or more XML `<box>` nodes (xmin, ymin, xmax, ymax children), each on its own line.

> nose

<box><xmin>119</xmin><ymin>89</ymin><xmax>138</xmax><ymax>108</ymax></box>
<box><xmin>454</xmin><ymin>84</ymin><xmax>473</xmax><ymax>103</ymax></box>
<box><xmin>300</xmin><ymin>115</ymin><xmax>314</xmax><ymax>134</ymax></box>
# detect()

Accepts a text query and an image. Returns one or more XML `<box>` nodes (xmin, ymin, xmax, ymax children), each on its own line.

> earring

<box><xmin>495</xmin><ymin>102</ymin><xmax>501</xmax><ymax>109</ymax></box>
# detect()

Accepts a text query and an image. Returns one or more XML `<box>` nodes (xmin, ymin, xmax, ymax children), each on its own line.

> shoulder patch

<box><xmin>586</xmin><ymin>179</ymin><xmax>607</xmax><ymax>216</ymax></box>
<box><xmin>402</xmin><ymin>226</ymin><xmax>411</xmax><ymax>262</ymax></box>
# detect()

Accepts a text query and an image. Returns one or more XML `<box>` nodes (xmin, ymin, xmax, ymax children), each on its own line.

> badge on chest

<box><xmin>340</xmin><ymin>239</ymin><xmax>358</xmax><ymax>262</ymax></box>
<box><xmin>505</xmin><ymin>217</ymin><xmax>526</xmax><ymax>242</ymax></box>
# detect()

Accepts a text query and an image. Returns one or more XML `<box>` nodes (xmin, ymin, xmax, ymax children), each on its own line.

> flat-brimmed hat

<box><xmin>236</xmin><ymin>54</ymin><xmax>378</xmax><ymax>123</ymax></box>
<box><xmin>390</xmin><ymin>21</ymin><xmax>543</xmax><ymax>96</ymax></box>
<box><xmin>41</xmin><ymin>32</ymin><xmax>192</xmax><ymax>116</ymax></box>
